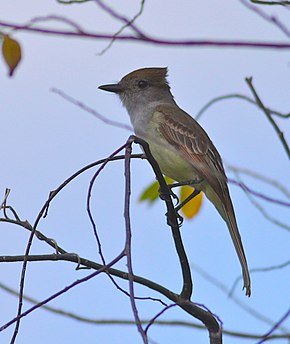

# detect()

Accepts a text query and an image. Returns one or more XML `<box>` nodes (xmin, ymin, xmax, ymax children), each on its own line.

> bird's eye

<box><xmin>137</xmin><ymin>80</ymin><xmax>148</xmax><ymax>89</ymax></box>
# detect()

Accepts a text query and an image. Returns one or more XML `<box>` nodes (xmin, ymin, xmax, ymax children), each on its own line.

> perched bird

<box><xmin>99</xmin><ymin>67</ymin><xmax>251</xmax><ymax>296</ymax></box>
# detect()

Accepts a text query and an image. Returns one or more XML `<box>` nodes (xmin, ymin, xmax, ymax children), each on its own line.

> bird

<box><xmin>99</xmin><ymin>67</ymin><xmax>251</xmax><ymax>296</ymax></box>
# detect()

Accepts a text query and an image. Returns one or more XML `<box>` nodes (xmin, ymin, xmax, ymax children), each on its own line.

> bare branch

<box><xmin>191</xmin><ymin>262</ymin><xmax>289</xmax><ymax>333</ymax></box>
<box><xmin>1</xmin><ymin>19</ymin><xmax>290</xmax><ymax>49</ymax></box>
<box><xmin>228</xmin><ymin>178</ymin><xmax>290</xmax><ymax>207</ymax></box>
<box><xmin>195</xmin><ymin>93</ymin><xmax>290</xmax><ymax>121</ymax></box>
<box><xmin>240</xmin><ymin>0</ymin><xmax>290</xmax><ymax>38</ymax></box>
<box><xmin>257</xmin><ymin>308</ymin><xmax>290</xmax><ymax>343</ymax></box>
<box><xmin>51</xmin><ymin>88</ymin><xmax>132</xmax><ymax>131</ymax></box>
<box><xmin>227</xmin><ymin>165</ymin><xmax>290</xmax><ymax>198</ymax></box>
<box><xmin>251</xmin><ymin>0</ymin><xmax>290</xmax><ymax>6</ymax></box>
<box><xmin>245</xmin><ymin>77</ymin><xmax>290</xmax><ymax>159</ymax></box>
<box><xmin>124</xmin><ymin>137</ymin><xmax>148</xmax><ymax>343</ymax></box>
<box><xmin>97</xmin><ymin>0</ymin><xmax>145</xmax><ymax>55</ymax></box>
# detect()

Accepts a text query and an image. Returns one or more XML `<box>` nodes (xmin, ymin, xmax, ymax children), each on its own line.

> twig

<box><xmin>230</xmin><ymin>259</ymin><xmax>290</xmax><ymax>295</ymax></box>
<box><xmin>251</xmin><ymin>0</ymin><xmax>290</xmax><ymax>6</ymax></box>
<box><xmin>124</xmin><ymin>136</ymin><xmax>148</xmax><ymax>343</ymax></box>
<box><xmin>227</xmin><ymin>165</ymin><xmax>290</xmax><ymax>198</ymax></box>
<box><xmin>228</xmin><ymin>178</ymin><xmax>290</xmax><ymax>207</ymax></box>
<box><xmin>230</xmin><ymin>170</ymin><xmax>290</xmax><ymax>230</ymax></box>
<box><xmin>94</xmin><ymin>0</ymin><xmax>145</xmax><ymax>37</ymax></box>
<box><xmin>51</xmin><ymin>88</ymin><xmax>132</xmax><ymax>131</ymax></box>
<box><xmin>257</xmin><ymin>308</ymin><xmax>290</xmax><ymax>343</ymax></box>
<box><xmin>245</xmin><ymin>77</ymin><xmax>290</xmax><ymax>159</ymax></box>
<box><xmin>240</xmin><ymin>0</ymin><xmax>290</xmax><ymax>38</ymax></box>
<box><xmin>145</xmin><ymin>304</ymin><xmax>176</xmax><ymax>334</ymax></box>
<box><xmin>86</xmin><ymin>143</ymin><xmax>129</xmax><ymax>262</ymax></box>
<box><xmin>0</xmin><ymin>253</ymin><xmax>125</xmax><ymax>333</ymax></box>
<box><xmin>191</xmin><ymin>262</ymin><xmax>289</xmax><ymax>333</ymax></box>
<box><xmin>97</xmin><ymin>0</ymin><xmax>145</xmax><ymax>55</ymax></box>
<box><xmin>195</xmin><ymin>93</ymin><xmax>290</xmax><ymax>121</ymax></box>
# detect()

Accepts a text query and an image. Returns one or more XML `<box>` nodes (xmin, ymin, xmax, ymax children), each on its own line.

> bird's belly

<box><xmin>147</xmin><ymin>141</ymin><xmax>199</xmax><ymax>182</ymax></box>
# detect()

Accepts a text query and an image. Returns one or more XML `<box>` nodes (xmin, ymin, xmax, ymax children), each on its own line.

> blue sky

<box><xmin>1</xmin><ymin>1</ymin><xmax>289</xmax><ymax>343</ymax></box>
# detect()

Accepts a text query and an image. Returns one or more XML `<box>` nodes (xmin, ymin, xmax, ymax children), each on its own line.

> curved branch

<box><xmin>1</xmin><ymin>19</ymin><xmax>290</xmax><ymax>49</ymax></box>
<box><xmin>245</xmin><ymin>77</ymin><xmax>290</xmax><ymax>159</ymax></box>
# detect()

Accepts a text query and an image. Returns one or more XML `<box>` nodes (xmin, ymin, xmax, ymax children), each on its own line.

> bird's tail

<box><xmin>204</xmin><ymin>185</ymin><xmax>251</xmax><ymax>296</ymax></box>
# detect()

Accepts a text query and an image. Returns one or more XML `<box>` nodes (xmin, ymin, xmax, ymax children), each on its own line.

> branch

<box><xmin>132</xmin><ymin>136</ymin><xmax>222</xmax><ymax>343</ymax></box>
<box><xmin>257</xmin><ymin>308</ymin><xmax>290</xmax><ymax>343</ymax></box>
<box><xmin>124</xmin><ymin>137</ymin><xmax>148</xmax><ymax>343</ymax></box>
<box><xmin>245</xmin><ymin>77</ymin><xmax>290</xmax><ymax>159</ymax></box>
<box><xmin>51</xmin><ymin>88</ymin><xmax>132</xmax><ymax>132</ymax></box>
<box><xmin>195</xmin><ymin>93</ymin><xmax>290</xmax><ymax>121</ymax></box>
<box><xmin>2</xmin><ymin>280</ymin><xmax>289</xmax><ymax>340</ymax></box>
<box><xmin>228</xmin><ymin>178</ymin><xmax>290</xmax><ymax>207</ymax></box>
<box><xmin>97</xmin><ymin>0</ymin><xmax>145</xmax><ymax>55</ymax></box>
<box><xmin>1</xmin><ymin>19</ymin><xmax>290</xmax><ymax>49</ymax></box>
<box><xmin>240</xmin><ymin>0</ymin><xmax>290</xmax><ymax>38</ymax></box>
<box><xmin>191</xmin><ymin>262</ymin><xmax>290</xmax><ymax>333</ymax></box>
<box><xmin>250</xmin><ymin>0</ymin><xmax>290</xmax><ymax>5</ymax></box>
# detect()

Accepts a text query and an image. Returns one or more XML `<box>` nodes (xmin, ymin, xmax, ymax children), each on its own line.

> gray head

<box><xmin>99</xmin><ymin>67</ymin><xmax>175</xmax><ymax>115</ymax></box>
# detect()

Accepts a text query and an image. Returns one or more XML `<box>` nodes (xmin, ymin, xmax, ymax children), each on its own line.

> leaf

<box><xmin>139</xmin><ymin>176</ymin><xmax>174</xmax><ymax>205</ymax></box>
<box><xmin>139</xmin><ymin>178</ymin><xmax>202</xmax><ymax>219</ymax></box>
<box><xmin>179</xmin><ymin>185</ymin><xmax>203</xmax><ymax>219</ymax></box>
<box><xmin>139</xmin><ymin>180</ymin><xmax>160</xmax><ymax>204</ymax></box>
<box><xmin>2</xmin><ymin>35</ymin><xmax>22</xmax><ymax>77</ymax></box>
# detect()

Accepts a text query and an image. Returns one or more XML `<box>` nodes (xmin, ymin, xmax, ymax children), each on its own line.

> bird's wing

<box><xmin>155</xmin><ymin>104</ymin><xmax>228</xmax><ymax>201</ymax></box>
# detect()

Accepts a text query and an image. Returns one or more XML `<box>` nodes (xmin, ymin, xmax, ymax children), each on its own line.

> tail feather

<box><xmin>204</xmin><ymin>184</ymin><xmax>251</xmax><ymax>296</ymax></box>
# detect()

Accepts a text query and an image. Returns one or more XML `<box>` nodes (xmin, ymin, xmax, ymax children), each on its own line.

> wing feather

<box><xmin>156</xmin><ymin>104</ymin><xmax>228</xmax><ymax>202</ymax></box>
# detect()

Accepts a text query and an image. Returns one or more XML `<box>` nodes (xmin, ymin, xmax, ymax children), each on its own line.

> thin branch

<box><xmin>27</xmin><ymin>15</ymin><xmax>84</xmax><ymax>32</ymax></box>
<box><xmin>124</xmin><ymin>137</ymin><xmax>148</xmax><ymax>343</ymax></box>
<box><xmin>257</xmin><ymin>308</ymin><xmax>290</xmax><ymax>343</ymax></box>
<box><xmin>231</xmin><ymin>170</ymin><xmax>290</xmax><ymax>230</ymax></box>
<box><xmin>228</xmin><ymin>178</ymin><xmax>290</xmax><ymax>207</ymax></box>
<box><xmin>195</xmin><ymin>93</ymin><xmax>290</xmax><ymax>121</ymax></box>
<box><xmin>94</xmin><ymin>0</ymin><xmax>145</xmax><ymax>37</ymax></box>
<box><xmin>1</xmin><ymin>280</ymin><xmax>289</xmax><ymax>340</ymax></box>
<box><xmin>227</xmin><ymin>165</ymin><xmax>290</xmax><ymax>199</ymax></box>
<box><xmin>230</xmin><ymin>259</ymin><xmax>290</xmax><ymax>295</ymax></box>
<box><xmin>1</xmin><ymin>19</ymin><xmax>290</xmax><ymax>49</ymax></box>
<box><xmin>50</xmin><ymin>88</ymin><xmax>132</xmax><ymax>132</ymax></box>
<box><xmin>57</xmin><ymin>0</ymin><xmax>92</xmax><ymax>3</ymax></box>
<box><xmin>251</xmin><ymin>0</ymin><xmax>290</xmax><ymax>5</ymax></box>
<box><xmin>245</xmin><ymin>77</ymin><xmax>290</xmax><ymax>159</ymax></box>
<box><xmin>145</xmin><ymin>304</ymin><xmax>176</xmax><ymax>334</ymax></box>
<box><xmin>86</xmin><ymin>143</ymin><xmax>129</xmax><ymax>262</ymax></box>
<box><xmin>97</xmin><ymin>0</ymin><xmax>146</xmax><ymax>55</ymax></box>
<box><xmin>240</xmin><ymin>0</ymin><xmax>290</xmax><ymax>38</ymax></box>
<box><xmin>0</xmin><ymin>252</ymin><xmax>126</xmax><ymax>333</ymax></box>
<box><xmin>190</xmin><ymin>262</ymin><xmax>289</xmax><ymax>333</ymax></box>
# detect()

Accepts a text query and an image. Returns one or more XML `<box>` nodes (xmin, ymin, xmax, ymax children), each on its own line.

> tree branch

<box><xmin>1</xmin><ymin>19</ymin><xmax>290</xmax><ymax>49</ymax></box>
<box><xmin>245</xmin><ymin>77</ymin><xmax>290</xmax><ymax>159</ymax></box>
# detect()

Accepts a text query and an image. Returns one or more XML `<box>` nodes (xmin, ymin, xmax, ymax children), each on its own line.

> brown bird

<box><xmin>99</xmin><ymin>67</ymin><xmax>251</xmax><ymax>296</ymax></box>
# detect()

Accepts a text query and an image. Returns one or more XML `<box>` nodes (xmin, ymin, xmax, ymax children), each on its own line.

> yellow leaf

<box><xmin>180</xmin><ymin>185</ymin><xmax>203</xmax><ymax>219</ymax></box>
<box><xmin>2</xmin><ymin>35</ymin><xmax>22</xmax><ymax>77</ymax></box>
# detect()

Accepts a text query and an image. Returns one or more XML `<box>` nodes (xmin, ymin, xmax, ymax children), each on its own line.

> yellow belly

<box><xmin>147</xmin><ymin>140</ymin><xmax>199</xmax><ymax>182</ymax></box>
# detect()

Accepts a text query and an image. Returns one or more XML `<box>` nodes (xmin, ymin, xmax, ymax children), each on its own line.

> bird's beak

<box><xmin>98</xmin><ymin>83</ymin><xmax>124</xmax><ymax>94</ymax></box>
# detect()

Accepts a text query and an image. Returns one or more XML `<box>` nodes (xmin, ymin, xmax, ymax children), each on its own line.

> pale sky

<box><xmin>1</xmin><ymin>1</ymin><xmax>290</xmax><ymax>343</ymax></box>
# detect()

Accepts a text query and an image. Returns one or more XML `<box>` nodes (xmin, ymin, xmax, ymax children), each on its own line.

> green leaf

<box><xmin>139</xmin><ymin>176</ymin><xmax>174</xmax><ymax>205</ymax></box>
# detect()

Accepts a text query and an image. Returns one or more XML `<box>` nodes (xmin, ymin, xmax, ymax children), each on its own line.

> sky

<box><xmin>0</xmin><ymin>1</ymin><xmax>290</xmax><ymax>343</ymax></box>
